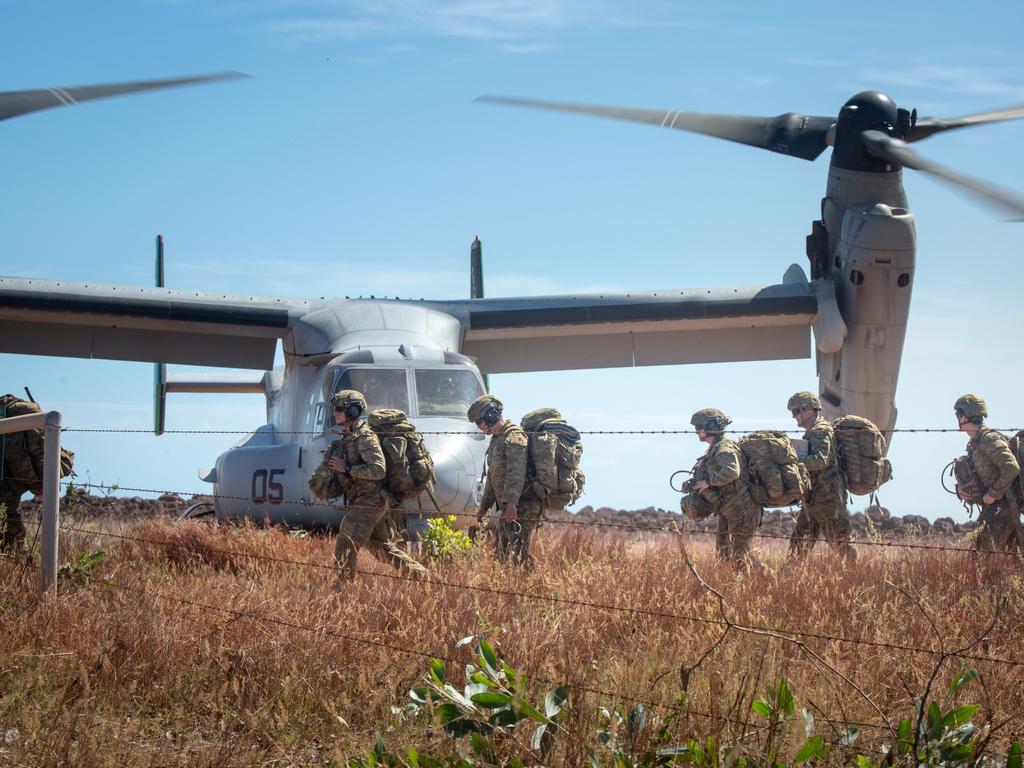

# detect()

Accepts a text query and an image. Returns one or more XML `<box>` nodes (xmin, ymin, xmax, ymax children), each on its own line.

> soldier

<box><xmin>468</xmin><ymin>395</ymin><xmax>540</xmax><ymax>566</ymax></box>
<box><xmin>1</xmin><ymin>392</ymin><xmax>71</xmax><ymax>553</ymax></box>
<box><xmin>787</xmin><ymin>391</ymin><xmax>856</xmax><ymax>561</ymax></box>
<box><xmin>310</xmin><ymin>390</ymin><xmax>416</xmax><ymax>580</ymax></box>
<box><xmin>688</xmin><ymin>408</ymin><xmax>762</xmax><ymax>567</ymax></box>
<box><xmin>954</xmin><ymin>394</ymin><xmax>1023</xmax><ymax>552</ymax></box>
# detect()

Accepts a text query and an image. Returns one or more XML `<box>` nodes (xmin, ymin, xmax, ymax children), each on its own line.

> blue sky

<box><xmin>2</xmin><ymin>0</ymin><xmax>1023</xmax><ymax>521</ymax></box>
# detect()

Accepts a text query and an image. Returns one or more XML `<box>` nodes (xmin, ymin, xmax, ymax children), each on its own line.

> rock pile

<box><xmin>551</xmin><ymin>504</ymin><xmax>978</xmax><ymax>541</ymax></box>
<box><xmin>19</xmin><ymin>490</ymin><xmax>978</xmax><ymax>541</ymax></box>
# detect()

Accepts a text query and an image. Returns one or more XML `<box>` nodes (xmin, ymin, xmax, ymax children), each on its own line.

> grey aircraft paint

<box><xmin>0</xmin><ymin>273</ymin><xmax>820</xmax><ymax>527</ymax></box>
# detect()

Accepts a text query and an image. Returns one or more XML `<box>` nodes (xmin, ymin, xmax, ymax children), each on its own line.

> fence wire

<box><xmin>50</xmin><ymin>519</ymin><xmax>1024</xmax><ymax>669</ymax></box>
<box><xmin>60</xmin><ymin>426</ymin><xmax>1024</xmax><ymax>435</ymax></box>
<box><xmin>55</xmin><ymin>479</ymin><xmax>1024</xmax><ymax>558</ymax></box>
<box><xmin>101</xmin><ymin>578</ymin><xmax>894</xmax><ymax>740</ymax></box>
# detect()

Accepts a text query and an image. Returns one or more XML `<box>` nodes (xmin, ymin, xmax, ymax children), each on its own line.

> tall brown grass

<box><xmin>1</xmin><ymin>515</ymin><xmax>1021</xmax><ymax>766</ymax></box>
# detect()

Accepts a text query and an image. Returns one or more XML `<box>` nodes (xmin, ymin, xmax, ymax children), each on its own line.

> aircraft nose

<box><xmin>400</xmin><ymin>430</ymin><xmax>482</xmax><ymax>521</ymax></box>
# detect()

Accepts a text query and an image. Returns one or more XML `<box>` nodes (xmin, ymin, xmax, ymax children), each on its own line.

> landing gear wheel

<box><xmin>177</xmin><ymin>501</ymin><xmax>215</xmax><ymax>523</ymax></box>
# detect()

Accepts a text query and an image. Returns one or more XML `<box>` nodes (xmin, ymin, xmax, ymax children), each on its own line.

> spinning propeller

<box><xmin>478</xmin><ymin>91</ymin><xmax>1024</xmax><ymax>219</ymax></box>
<box><xmin>0</xmin><ymin>71</ymin><xmax>248</xmax><ymax>123</ymax></box>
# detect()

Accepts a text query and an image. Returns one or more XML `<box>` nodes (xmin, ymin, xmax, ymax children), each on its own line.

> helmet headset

<box><xmin>481</xmin><ymin>403</ymin><xmax>501</xmax><ymax>427</ymax></box>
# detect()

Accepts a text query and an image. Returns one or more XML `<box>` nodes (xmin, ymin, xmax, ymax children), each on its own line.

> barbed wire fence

<box><xmin>8</xmin><ymin>514</ymin><xmax>1022</xmax><ymax>750</ymax></box>
<box><xmin>60</xmin><ymin>426</ymin><xmax>1024</xmax><ymax>435</ymax></box>
<box><xmin>43</xmin><ymin>479</ymin><xmax>1024</xmax><ymax>557</ymax></box>
<box><xmin>3</xmin><ymin>420</ymin><xmax>1023</xmax><ymax>755</ymax></box>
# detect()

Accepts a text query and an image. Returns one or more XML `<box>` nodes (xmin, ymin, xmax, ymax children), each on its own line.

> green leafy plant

<box><xmin>351</xmin><ymin>652</ymin><xmax>1022</xmax><ymax>768</ymax></box>
<box><xmin>58</xmin><ymin>549</ymin><xmax>105</xmax><ymax>585</ymax></box>
<box><xmin>352</xmin><ymin>638</ymin><xmax>567</xmax><ymax>767</ymax></box>
<box><xmin>422</xmin><ymin>515</ymin><xmax>472</xmax><ymax>562</ymax></box>
<box><xmin>890</xmin><ymin>665</ymin><xmax>987</xmax><ymax>768</ymax></box>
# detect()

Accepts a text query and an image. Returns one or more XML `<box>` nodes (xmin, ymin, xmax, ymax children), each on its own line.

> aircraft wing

<box><xmin>428</xmin><ymin>277</ymin><xmax>818</xmax><ymax>373</ymax></box>
<box><xmin>0</xmin><ymin>276</ymin><xmax>310</xmax><ymax>369</ymax></box>
<box><xmin>2</xmin><ymin>272</ymin><xmax>823</xmax><ymax>373</ymax></box>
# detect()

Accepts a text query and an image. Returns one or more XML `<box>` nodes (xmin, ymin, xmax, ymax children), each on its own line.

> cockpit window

<box><xmin>415</xmin><ymin>369</ymin><xmax>484</xmax><ymax>417</ymax></box>
<box><xmin>334</xmin><ymin>368</ymin><xmax>410</xmax><ymax>413</ymax></box>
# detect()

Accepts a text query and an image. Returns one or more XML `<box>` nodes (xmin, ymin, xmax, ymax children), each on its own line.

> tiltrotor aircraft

<box><xmin>2</xmin><ymin>76</ymin><xmax>1023</xmax><ymax>527</ymax></box>
<box><xmin>478</xmin><ymin>92</ymin><xmax>1024</xmax><ymax>438</ymax></box>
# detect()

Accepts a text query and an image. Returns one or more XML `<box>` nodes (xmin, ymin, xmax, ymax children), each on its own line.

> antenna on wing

<box><xmin>470</xmin><ymin>236</ymin><xmax>489</xmax><ymax>390</ymax></box>
<box><xmin>470</xmin><ymin>235</ymin><xmax>484</xmax><ymax>299</ymax></box>
<box><xmin>154</xmin><ymin>234</ymin><xmax>167</xmax><ymax>436</ymax></box>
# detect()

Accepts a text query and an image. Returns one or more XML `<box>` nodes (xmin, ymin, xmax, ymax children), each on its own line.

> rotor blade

<box><xmin>908</xmin><ymin>104</ymin><xmax>1024</xmax><ymax>142</ymax></box>
<box><xmin>477</xmin><ymin>94</ymin><xmax>835</xmax><ymax>161</ymax></box>
<box><xmin>0</xmin><ymin>72</ymin><xmax>250</xmax><ymax>123</ymax></box>
<box><xmin>861</xmin><ymin>129</ymin><xmax>1024</xmax><ymax>220</ymax></box>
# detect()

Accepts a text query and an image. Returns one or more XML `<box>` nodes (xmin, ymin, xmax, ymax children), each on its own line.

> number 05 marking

<box><xmin>251</xmin><ymin>468</ymin><xmax>286</xmax><ymax>504</ymax></box>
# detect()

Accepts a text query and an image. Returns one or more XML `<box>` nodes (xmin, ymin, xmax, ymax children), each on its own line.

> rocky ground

<box><xmin>19</xmin><ymin>491</ymin><xmax>977</xmax><ymax>540</ymax></box>
<box><xmin>550</xmin><ymin>503</ymin><xmax>977</xmax><ymax>540</ymax></box>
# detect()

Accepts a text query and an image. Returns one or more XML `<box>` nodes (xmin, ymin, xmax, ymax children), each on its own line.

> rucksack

<box><xmin>1008</xmin><ymin>430</ymin><xmax>1024</xmax><ymax>499</ymax></box>
<box><xmin>950</xmin><ymin>454</ymin><xmax>985</xmax><ymax>505</ymax></box>
<box><xmin>679</xmin><ymin>455</ymin><xmax>718</xmax><ymax>520</ymax></box>
<box><xmin>368</xmin><ymin>409</ymin><xmax>435</xmax><ymax>503</ymax></box>
<box><xmin>308</xmin><ymin>440</ymin><xmax>346</xmax><ymax>500</ymax></box>
<box><xmin>831</xmin><ymin>415</ymin><xmax>892</xmax><ymax>496</ymax></box>
<box><xmin>738</xmin><ymin>430</ymin><xmax>809</xmax><ymax>507</ymax></box>
<box><xmin>1</xmin><ymin>394</ymin><xmax>75</xmax><ymax>495</ymax></box>
<box><xmin>522</xmin><ymin>408</ymin><xmax>585</xmax><ymax>511</ymax></box>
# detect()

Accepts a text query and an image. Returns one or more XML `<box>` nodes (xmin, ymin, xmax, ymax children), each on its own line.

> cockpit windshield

<box><xmin>333</xmin><ymin>368</ymin><xmax>410</xmax><ymax>413</ymax></box>
<box><xmin>415</xmin><ymin>369</ymin><xmax>484</xmax><ymax>418</ymax></box>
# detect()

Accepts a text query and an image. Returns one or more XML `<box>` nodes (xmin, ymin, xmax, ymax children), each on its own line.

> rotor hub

<box><xmin>832</xmin><ymin>91</ymin><xmax>913</xmax><ymax>173</ymax></box>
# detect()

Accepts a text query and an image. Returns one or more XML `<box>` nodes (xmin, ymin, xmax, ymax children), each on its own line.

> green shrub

<box><xmin>422</xmin><ymin>515</ymin><xmax>472</xmax><ymax>562</ymax></box>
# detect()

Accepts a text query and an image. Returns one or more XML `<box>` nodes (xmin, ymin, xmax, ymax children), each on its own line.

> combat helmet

<box><xmin>332</xmin><ymin>389</ymin><xmax>367</xmax><ymax>419</ymax></box>
<box><xmin>954</xmin><ymin>393</ymin><xmax>987</xmax><ymax>421</ymax></box>
<box><xmin>690</xmin><ymin>408</ymin><xmax>732</xmax><ymax>434</ymax></box>
<box><xmin>787</xmin><ymin>391</ymin><xmax>822</xmax><ymax>411</ymax></box>
<box><xmin>468</xmin><ymin>395</ymin><xmax>503</xmax><ymax>426</ymax></box>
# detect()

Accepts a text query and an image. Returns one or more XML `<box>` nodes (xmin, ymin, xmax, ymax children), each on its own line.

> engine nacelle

<box><xmin>817</xmin><ymin>202</ymin><xmax>916</xmax><ymax>435</ymax></box>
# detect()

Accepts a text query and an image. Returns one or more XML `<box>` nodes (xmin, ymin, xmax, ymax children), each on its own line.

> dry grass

<box><xmin>1</xmin><ymin>515</ymin><xmax>1022</xmax><ymax>766</ymax></box>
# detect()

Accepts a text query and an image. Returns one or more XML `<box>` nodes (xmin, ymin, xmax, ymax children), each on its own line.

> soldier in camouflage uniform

<box><xmin>1</xmin><ymin>393</ymin><xmax>43</xmax><ymax>552</ymax></box>
<box><xmin>954</xmin><ymin>394</ymin><xmax>1023</xmax><ymax>552</ymax></box>
<box><xmin>469</xmin><ymin>395</ymin><xmax>541</xmax><ymax>567</ymax></box>
<box><xmin>309</xmin><ymin>390</ymin><xmax>410</xmax><ymax>580</ymax></box>
<box><xmin>787</xmin><ymin>391</ymin><xmax>856</xmax><ymax>561</ymax></box>
<box><xmin>0</xmin><ymin>481</ymin><xmax>26</xmax><ymax>553</ymax></box>
<box><xmin>689</xmin><ymin>408</ymin><xmax>762</xmax><ymax>567</ymax></box>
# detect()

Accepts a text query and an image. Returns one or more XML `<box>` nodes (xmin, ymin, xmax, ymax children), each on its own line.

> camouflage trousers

<box><xmin>714</xmin><ymin>502</ymin><xmax>762</xmax><ymax>567</ymax></box>
<box><xmin>334</xmin><ymin>492</ymin><xmax>417</xmax><ymax>580</ymax></box>
<box><xmin>0</xmin><ymin>494</ymin><xmax>25</xmax><ymax>551</ymax></box>
<box><xmin>789</xmin><ymin>497</ymin><xmax>856</xmax><ymax>561</ymax></box>
<box><xmin>491</xmin><ymin>499</ymin><xmax>544</xmax><ymax>567</ymax></box>
<box><xmin>975</xmin><ymin>504</ymin><xmax>1024</xmax><ymax>554</ymax></box>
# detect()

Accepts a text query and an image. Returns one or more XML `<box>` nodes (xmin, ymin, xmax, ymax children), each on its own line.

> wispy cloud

<box><xmin>857</xmin><ymin>59</ymin><xmax>1024</xmax><ymax>102</ymax></box>
<box><xmin>173</xmin><ymin>256</ymin><xmax>623</xmax><ymax>298</ymax></box>
<box><xmin>261</xmin><ymin>17</ymin><xmax>390</xmax><ymax>42</ymax></box>
<box><xmin>192</xmin><ymin>0</ymin><xmax>692</xmax><ymax>51</ymax></box>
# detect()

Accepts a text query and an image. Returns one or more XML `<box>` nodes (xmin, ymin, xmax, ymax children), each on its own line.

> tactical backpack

<box><xmin>738</xmin><ymin>430</ymin><xmax>809</xmax><ymax>507</ymax></box>
<box><xmin>831</xmin><ymin>415</ymin><xmax>892</xmax><ymax>496</ymax></box>
<box><xmin>1009</xmin><ymin>430</ymin><xmax>1024</xmax><ymax>498</ymax></box>
<box><xmin>678</xmin><ymin>456</ymin><xmax>718</xmax><ymax>519</ymax></box>
<box><xmin>522</xmin><ymin>408</ymin><xmax>585</xmax><ymax>511</ymax></box>
<box><xmin>680</xmin><ymin>489</ymin><xmax>715</xmax><ymax>520</ymax></box>
<box><xmin>950</xmin><ymin>454</ymin><xmax>985</xmax><ymax>505</ymax></box>
<box><xmin>368</xmin><ymin>409</ymin><xmax>435</xmax><ymax>503</ymax></box>
<box><xmin>308</xmin><ymin>440</ymin><xmax>346</xmax><ymax>501</ymax></box>
<box><xmin>1</xmin><ymin>394</ymin><xmax>75</xmax><ymax>495</ymax></box>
